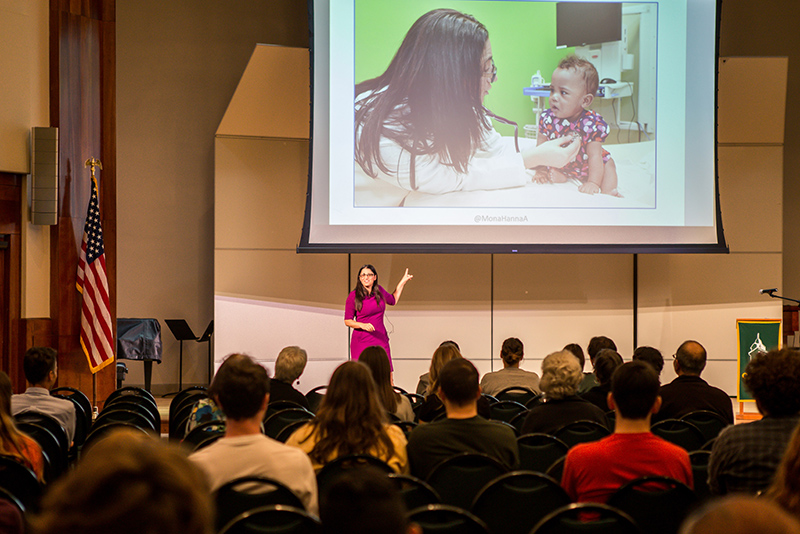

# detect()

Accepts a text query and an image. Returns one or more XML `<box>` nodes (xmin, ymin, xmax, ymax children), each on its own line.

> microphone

<box><xmin>760</xmin><ymin>288</ymin><xmax>778</xmax><ymax>295</ymax></box>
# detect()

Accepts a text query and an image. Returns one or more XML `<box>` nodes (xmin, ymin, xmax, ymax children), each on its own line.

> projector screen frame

<box><xmin>299</xmin><ymin>0</ymin><xmax>728</xmax><ymax>255</ymax></box>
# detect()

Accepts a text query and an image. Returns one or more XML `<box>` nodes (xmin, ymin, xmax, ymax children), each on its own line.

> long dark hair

<box><xmin>359</xmin><ymin>346</ymin><xmax>399</xmax><ymax>413</ymax></box>
<box><xmin>301</xmin><ymin>361</ymin><xmax>395</xmax><ymax>465</ymax></box>
<box><xmin>354</xmin><ymin>264</ymin><xmax>381</xmax><ymax>312</ymax></box>
<box><xmin>355</xmin><ymin>8</ymin><xmax>490</xmax><ymax>178</ymax></box>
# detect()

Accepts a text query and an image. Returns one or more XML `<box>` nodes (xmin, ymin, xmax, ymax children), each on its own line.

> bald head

<box><xmin>675</xmin><ymin>340</ymin><xmax>706</xmax><ymax>376</ymax></box>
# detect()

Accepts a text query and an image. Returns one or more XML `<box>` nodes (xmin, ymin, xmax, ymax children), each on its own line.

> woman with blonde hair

<box><xmin>0</xmin><ymin>371</ymin><xmax>44</xmax><ymax>481</ymax></box>
<box><xmin>285</xmin><ymin>361</ymin><xmax>408</xmax><ymax>473</ymax></box>
<box><xmin>520</xmin><ymin>350</ymin><xmax>608</xmax><ymax>435</ymax></box>
<box><xmin>416</xmin><ymin>343</ymin><xmax>464</xmax><ymax>422</ymax></box>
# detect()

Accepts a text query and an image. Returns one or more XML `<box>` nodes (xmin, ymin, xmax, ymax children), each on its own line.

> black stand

<box><xmin>165</xmin><ymin>319</ymin><xmax>214</xmax><ymax>393</ymax></box>
<box><xmin>762</xmin><ymin>289</ymin><xmax>800</xmax><ymax>306</ymax></box>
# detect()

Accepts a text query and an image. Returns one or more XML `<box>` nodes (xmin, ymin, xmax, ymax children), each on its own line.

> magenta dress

<box><xmin>345</xmin><ymin>285</ymin><xmax>396</xmax><ymax>367</ymax></box>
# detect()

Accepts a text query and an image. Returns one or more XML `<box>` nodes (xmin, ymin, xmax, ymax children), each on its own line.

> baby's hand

<box><xmin>579</xmin><ymin>182</ymin><xmax>601</xmax><ymax>195</ymax></box>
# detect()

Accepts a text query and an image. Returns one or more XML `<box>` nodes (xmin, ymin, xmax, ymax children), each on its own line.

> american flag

<box><xmin>76</xmin><ymin>175</ymin><xmax>114</xmax><ymax>373</ymax></box>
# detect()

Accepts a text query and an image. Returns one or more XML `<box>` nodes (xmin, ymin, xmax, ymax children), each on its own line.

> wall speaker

<box><xmin>30</xmin><ymin>127</ymin><xmax>58</xmax><ymax>226</ymax></box>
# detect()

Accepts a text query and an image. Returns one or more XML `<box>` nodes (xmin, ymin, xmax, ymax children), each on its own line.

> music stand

<box><xmin>197</xmin><ymin>320</ymin><xmax>214</xmax><ymax>383</ymax></box>
<box><xmin>165</xmin><ymin>319</ymin><xmax>198</xmax><ymax>392</ymax></box>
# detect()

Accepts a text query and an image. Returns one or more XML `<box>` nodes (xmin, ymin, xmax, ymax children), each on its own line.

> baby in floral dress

<box><xmin>535</xmin><ymin>55</ymin><xmax>620</xmax><ymax>196</ymax></box>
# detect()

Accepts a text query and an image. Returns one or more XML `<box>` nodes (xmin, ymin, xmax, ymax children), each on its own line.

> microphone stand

<box><xmin>762</xmin><ymin>290</ymin><xmax>800</xmax><ymax>306</ymax></box>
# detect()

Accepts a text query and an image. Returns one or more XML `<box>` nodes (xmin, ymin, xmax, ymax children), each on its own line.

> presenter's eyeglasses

<box><xmin>360</xmin><ymin>273</ymin><xmax>376</xmax><ymax>279</ymax></box>
<box><xmin>483</xmin><ymin>59</ymin><xmax>497</xmax><ymax>83</ymax></box>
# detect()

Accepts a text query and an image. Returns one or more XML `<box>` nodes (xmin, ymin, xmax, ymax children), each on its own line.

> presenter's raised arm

<box><xmin>522</xmin><ymin>136</ymin><xmax>581</xmax><ymax>169</ymax></box>
<box><xmin>393</xmin><ymin>269</ymin><xmax>413</xmax><ymax>302</ymax></box>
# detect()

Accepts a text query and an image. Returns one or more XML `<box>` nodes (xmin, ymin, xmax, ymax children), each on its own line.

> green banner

<box><xmin>736</xmin><ymin>319</ymin><xmax>781</xmax><ymax>401</ymax></box>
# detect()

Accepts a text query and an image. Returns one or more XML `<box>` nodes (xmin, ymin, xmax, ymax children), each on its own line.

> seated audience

<box><xmin>189</xmin><ymin>353</ymin><xmax>318</xmax><ymax>514</ymax></box>
<box><xmin>286</xmin><ymin>361</ymin><xmax>408</xmax><ymax>473</ymax></box>
<box><xmin>580</xmin><ymin>349</ymin><xmax>623</xmax><ymax>412</ymax></box>
<box><xmin>764</xmin><ymin>420</ymin><xmax>800</xmax><ymax>518</ymax></box>
<box><xmin>270</xmin><ymin>346</ymin><xmax>311</xmax><ymax>409</ymax></box>
<box><xmin>407</xmin><ymin>358</ymin><xmax>519</xmax><ymax>480</ymax></box>
<box><xmin>578</xmin><ymin>336</ymin><xmax>617</xmax><ymax>393</ymax></box>
<box><xmin>0</xmin><ymin>371</ymin><xmax>44</xmax><ymax>481</ymax></box>
<box><xmin>320</xmin><ymin>466</ymin><xmax>421</xmax><ymax>534</ymax></box>
<box><xmin>12</xmin><ymin>347</ymin><xmax>76</xmax><ymax>445</ymax></box>
<box><xmin>359</xmin><ymin>346</ymin><xmax>414</xmax><ymax>422</ymax></box>
<box><xmin>416</xmin><ymin>343</ymin><xmax>463</xmax><ymax>422</ymax></box>
<box><xmin>561</xmin><ymin>361</ymin><xmax>693</xmax><ymax>503</ymax></box>
<box><xmin>30</xmin><ymin>429</ymin><xmax>212</xmax><ymax>534</ymax></box>
<box><xmin>709</xmin><ymin>348</ymin><xmax>800</xmax><ymax>495</ymax></box>
<box><xmin>415</xmin><ymin>341</ymin><xmax>460</xmax><ymax>396</ymax></box>
<box><xmin>480</xmin><ymin>337</ymin><xmax>541</xmax><ymax>396</ymax></box>
<box><xmin>520</xmin><ymin>350</ymin><xmax>609</xmax><ymax>436</ymax></box>
<box><xmin>185</xmin><ymin>396</ymin><xmax>224</xmax><ymax>435</ymax></box>
<box><xmin>654</xmin><ymin>340</ymin><xmax>733</xmax><ymax>424</ymax></box>
<box><xmin>679</xmin><ymin>496</ymin><xmax>800</xmax><ymax>534</ymax></box>
<box><xmin>632</xmin><ymin>345</ymin><xmax>665</xmax><ymax>377</ymax></box>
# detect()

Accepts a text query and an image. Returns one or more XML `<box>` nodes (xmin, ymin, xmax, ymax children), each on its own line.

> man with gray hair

<box><xmin>654</xmin><ymin>340</ymin><xmax>733</xmax><ymax>424</ymax></box>
<box><xmin>269</xmin><ymin>346</ymin><xmax>310</xmax><ymax>409</ymax></box>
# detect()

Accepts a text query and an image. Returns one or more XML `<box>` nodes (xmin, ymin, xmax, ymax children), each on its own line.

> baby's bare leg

<box><xmin>600</xmin><ymin>158</ymin><xmax>622</xmax><ymax>197</ymax></box>
<box><xmin>549</xmin><ymin>168</ymin><xmax>569</xmax><ymax>183</ymax></box>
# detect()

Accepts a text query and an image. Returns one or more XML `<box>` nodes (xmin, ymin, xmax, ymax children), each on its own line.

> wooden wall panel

<box><xmin>49</xmin><ymin>0</ymin><xmax>115</xmax><ymax>404</ymax></box>
<box><xmin>0</xmin><ymin>174</ymin><xmax>22</xmax><ymax>392</ymax></box>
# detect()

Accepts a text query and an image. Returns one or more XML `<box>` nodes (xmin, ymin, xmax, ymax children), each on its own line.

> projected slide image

<box><xmin>352</xmin><ymin>1</ymin><xmax>657</xmax><ymax>210</ymax></box>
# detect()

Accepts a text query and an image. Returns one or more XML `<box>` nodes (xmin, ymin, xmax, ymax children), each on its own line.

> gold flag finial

<box><xmin>84</xmin><ymin>157</ymin><xmax>103</xmax><ymax>179</ymax></box>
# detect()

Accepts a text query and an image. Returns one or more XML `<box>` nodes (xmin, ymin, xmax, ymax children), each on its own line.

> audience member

<box><xmin>417</xmin><ymin>342</ymin><xmax>461</xmax><ymax>396</ymax></box>
<box><xmin>679</xmin><ymin>496</ymin><xmax>800</xmax><ymax>534</ymax></box>
<box><xmin>709</xmin><ymin>347</ymin><xmax>800</xmax><ymax>495</ymax></box>
<box><xmin>561</xmin><ymin>361</ymin><xmax>692</xmax><ymax>503</ymax></box>
<box><xmin>654</xmin><ymin>340</ymin><xmax>733</xmax><ymax>424</ymax></box>
<box><xmin>189</xmin><ymin>353</ymin><xmax>318</xmax><ymax>513</ymax></box>
<box><xmin>11</xmin><ymin>347</ymin><xmax>76</xmax><ymax>445</ymax></box>
<box><xmin>185</xmin><ymin>396</ymin><xmax>224</xmax><ymax>435</ymax></box>
<box><xmin>286</xmin><ymin>361</ymin><xmax>408</xmax><ymax>473</ymax></box>
<box><xmin>407</xmin><ymin>358</ymin><xmax>518</xmax><ymax>480</ymax></box>
<box><xmin>578</xmin><ymin>336</ymin><xmax>617</xmax><ymax>393</ymax></box>
<box><xmin>30</xmin><ymin>429</ymin><xmax>212</xmax><ymax>534</ymax></box>
<box><xmin>360</xmin><ymin>346</ymin><xmax>415</xmax><ymax>422</ymax></box>
<box><xmin>479</xmin><ymin>337</ymin><xmax>541</xmax><ymax>396</ymax></box>
<box><xmin>632</xmin><ymin>345</ymin><xmax>665</xmax><ymax>376</ymax></box>
<box><xmin>520</xmin><ymin>350</ymin><xmax>609</xmax><ymax>436</ymax></box>
<box><xmin>764</xmin><ymin>420</ymin><xmax>800</xmax><ymax>518</ymax></box>
<box><xmin>580</xmin><ymin>349</ymin><xmax>623</xmax><ymax>412</ymax></box>
<box><xmin>0</xmin><ymin>371</ymin><xmax>44</xmax><ymax>481</ymax></box>
<box><xmin>320</xmin><ymin>466</ymin><xmax>421</xmax><ymax>534</ymax></box>
<box><xmin>270</xmin><ymin>346</ymin><xmax>311</xmax><ymax>409</ymax></box>
<box><xmin>416</xmin><ymin>343</ymin><xmax>464</xmax><ymax>422</ymax></box>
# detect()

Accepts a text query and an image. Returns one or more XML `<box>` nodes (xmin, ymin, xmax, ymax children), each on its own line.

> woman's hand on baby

<box><xmin>539</xmin><ymin>136</ymin><xmax>581</xmax><ymax>168</ymax></box>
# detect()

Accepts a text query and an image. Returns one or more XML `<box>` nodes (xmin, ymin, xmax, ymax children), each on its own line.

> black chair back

<box><xmin>689</xmin><ymin>450</ymin><xmax>712</xmax><ymax>501</ymax></box>
<box><xmin>262</xmin><ymin>408</ymin><xmax>314</xmax><ymax>440</ymax></box>
<box><xmin>51</xmin><ymin>393</ymin><xmax>90</xmax><ymax>447</ymax></box>
<box><xmin>650</xmin><ymin>419</ymin><xmax>705</xmax><ymax>451</ymax></box>
<box><xmin>426</xmin><ymin>453</ymin><xmax>508</xmax><ymax>511</ymax></box>
<box><xmin>471</xmin><ymin>471</ymin><xmax>570</xmax><ymax>534</ymax></box>
<box><xmin>105</xmin><ymin>386</ymin><xmax>157</xmax><ymax>406</ymax></box>
<box><xmin>388</xmin><ymin>473</ymin><xmax>441</xmax><ymax>512</ymax></box>
<box><xmin>101</xmin><ymin>399</ymin><xmax>160</xmax><ymax>432</ymax></box>
<box><xmin>50</xmin><ymin>387</ymin><xmax>92</xmax><ymax>428</ymax></box>
<box><xmin>169</xmin><ymin>398</ymin><xmax>207</xmax><ymax>439</ymax></box>
<box><xmin>93</xmin><ymin>407</ymin><xmax>157</xmax><ymax>434</ymax></box>
<box><xmin>168</xmin><ymin>388</ymin><xmax>208</xmax><ymax>428</ymax></box>
<box><xmin>408</xmin><ymin>504</ymin><xmax>491</xmax><ymax>534</ymax></box>
<box><xmin>0</xmin><ymin>455</ymin><xmax>42</xmax><ymax>512</ymax></box>
<box><xmin>182</xmin><ymin>420</ymin><xmax>226</xmax><ymax>451</ymax></box>
<box><xmin>214</xmin><ymin>476</ymin><xmax>306</xmax><ymax>531</ymax></box>
<box><xmin>14</xmin><ymin>412</ymin><xmax>69</xmax><ymax>458</ymax></box>
<box><xmin>680</xmin><ymin>410</ymin><xmax>730</xmax><ymax>444</ymax></box>
<box><xmin>482</xmin><ymin>394</ymin><xmax>499</xmax><ymax>405</ymax></box>
<box><xmin>405</xmin><ymin>393</ymin><xmax>425</xmax><ymax>416</ymax></box>
<box><xmin>545</xmin><ymin>456</ymin><xmax>566</xmax><ymax>482</ymax></box>
<box><xmin>553</xmin><ymin>420</ymin><xmax>611</xmax><ymax>448</ymax></box>
<box><xmin>525</xmin><ymin>395</ymin><xmax>545</xmax><ymax>409</ymax></box>
<box><xmin>516</xmin><ymin>433</ymin><xmax>569</xmax><ymax>474</ymax></box>
<box><xmin>265</xmin><ymin>400</ymin><xmax>305</xmax><ymax>421</ymax></box>
<box><xmin>489</xmin><ymin>401</ymin><xmax>527</xmax><ymax>424</ymax></box>
<box><xmin>82</xmin><ymin>421</ymin><xmax>151</xmax><ymax>457</ymax></box>
<box><xmin>316</xmin><ymin>454</ymin><xmax>393</xmax><ymax>498</ymax></box>
<box><xmin>305</xmin><ymin>386</ymin><xmax>327</xmax><ymax>414</ymax></box>
<box><xmin>607</xmin><ymin>476</ymin><xmax>697</xmax><ymax>534</ymax></box>
<box><xmin>218</xmin><ymin>504</ymin><xmax>321</xmax><ymax>534</ymax></box>
<box><xmin>531</xmin><ymin>503</ymin><xmax>641</xmax><ymax>534</ymax></box>
<box><xmin>495</xmin><ymin>387</ymin><xmax>538</xmax><ymax>406</ymax></box>
<box><xmin>14</xmin><ymin>421</ymin><xmax>64</xmax><ymax>481</ymax></box>
<box><xmin>276</xmin><ymin>420</ymin><xmax>310</xmax><ymax>443</ymax></box>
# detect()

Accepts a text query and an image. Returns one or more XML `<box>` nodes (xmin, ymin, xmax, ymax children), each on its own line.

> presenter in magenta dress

<box><xmin>345</xmin><ymin>264</ymin><xmax>413</xmax><ymax>368</ymax></box>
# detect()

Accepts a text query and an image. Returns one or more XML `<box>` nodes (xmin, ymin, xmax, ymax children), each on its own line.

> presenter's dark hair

<box><xmin>354</xmin><ymin>264</ymin><xmax>381</xmax><ymax>312</ymax></box>
<box><xmin>611</xmin><ymin>361</ymin><xmax>659</xmax><ymax>419</ymax></box>
<box><xmin>208</xmin><ymin>353</ymin><xmax>270</xmax><ymax>421</ymax></box>
<box><xmin>23</xmin><ymin>347</ymin><xmax>57</xmax><ymax>385</ymax></box>
<box><xmin>355</xmin><ymin>8</ymin><xmax>490</xmax><ymax>177</ymax></box>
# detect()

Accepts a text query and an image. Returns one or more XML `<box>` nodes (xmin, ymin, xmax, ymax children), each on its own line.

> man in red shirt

<box><xmin>561</xmin><ymin>361</ymin><xmax>693</xmax><ymax>503</ymax></box>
